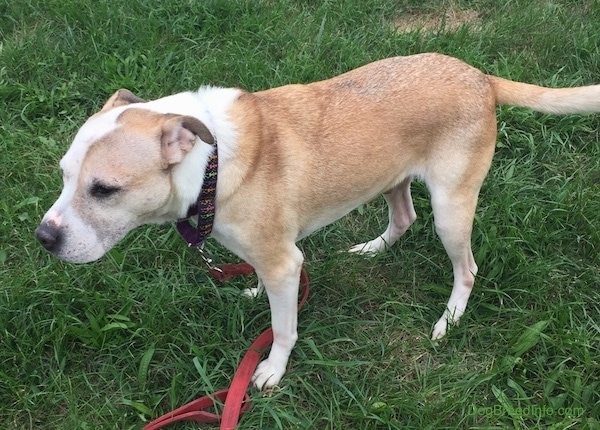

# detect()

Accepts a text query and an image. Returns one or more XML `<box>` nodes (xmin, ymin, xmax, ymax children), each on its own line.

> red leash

<box><xmin>143</xmin><ymin>263</ymin><xmax>310</xmax><ymax>430</ymax></box>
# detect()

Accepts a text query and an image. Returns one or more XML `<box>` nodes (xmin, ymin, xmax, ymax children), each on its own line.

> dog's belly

<box><xmin>296</xmin><ymin>171</ymin><xmax>416</xmax><ymax>240</ymax></box>
<box><xmin>297</xmin><ymin>201</ymin><xmax>362</xmax><ymax>240</ymax></box>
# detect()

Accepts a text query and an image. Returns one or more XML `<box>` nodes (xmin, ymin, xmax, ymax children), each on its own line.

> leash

<box><xmin>143</xmin><ymin>263</ymin><xmax>310</xmax><ymax>430</ymax></box>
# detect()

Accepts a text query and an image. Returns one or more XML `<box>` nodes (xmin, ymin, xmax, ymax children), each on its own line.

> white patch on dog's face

<box><xmin>41</xmin><ymin>108</ymin><xmax>176</xmax><ymax>263</ymax></box>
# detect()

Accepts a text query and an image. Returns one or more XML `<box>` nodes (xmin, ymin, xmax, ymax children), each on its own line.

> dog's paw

<box><xmin>348</xmin><ymin>237</ymin><xmax>387</xmax><ymax>255</ymax></box>
<box><xmin>431</xmin><ymin>318</ymin><xmax>448</xmax><ymax>340</ymax></box>
<box><xmin>242</xmin><ymin>279</ymin><xmax>264</xmax><ymax>298</ymax></box>
<box><xmin>242</xmin><ymin>287</ymin><xmax>262</xmax><ymax>298</ymax></box>
<box><xmin>252</xmin><ymin>358</ymin><xmax>286</xmax><ymax>390</ymax></box>
<box><xmin>432</xmin><ymin>309</ymin><xmax>463</xmax><ymax>340</ymax></box>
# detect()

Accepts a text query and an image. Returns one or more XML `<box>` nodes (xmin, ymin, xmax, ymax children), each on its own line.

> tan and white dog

<box><xmin>36</xmin><ymin>53</ymin><xmax>600</xmax><ymax>389</ymax></box>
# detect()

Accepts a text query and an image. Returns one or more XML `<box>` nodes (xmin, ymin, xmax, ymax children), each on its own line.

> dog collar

<box><xmin>175</xmin><ymin>147</ymin><xmax>218</xmax><ymax>247</ymax></box>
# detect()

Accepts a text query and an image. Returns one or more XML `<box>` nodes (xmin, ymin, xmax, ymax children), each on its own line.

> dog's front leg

<box><xmin>251</xmin><ymin>246</ymin><xmax>303</xmax><ymax>389</ymax></box>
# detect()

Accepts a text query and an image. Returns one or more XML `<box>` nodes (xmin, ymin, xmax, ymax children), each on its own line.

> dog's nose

<box><xmin>35</xmin><ymin>222</ymin><xmax>62</xmax><ymax>252</ymax></box>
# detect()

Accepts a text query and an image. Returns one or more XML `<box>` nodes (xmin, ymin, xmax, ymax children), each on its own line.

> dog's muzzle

<box><xmin>35</xmin><ymin>221</ymin><xmax>62</xmax><ymax>253</ymax></box>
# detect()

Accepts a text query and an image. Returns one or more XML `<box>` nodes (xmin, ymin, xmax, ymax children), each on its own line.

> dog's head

<box><xmin>35</xmin><ymin>89</ymin><xmax>215</xmax><ymax>263</ymax></box>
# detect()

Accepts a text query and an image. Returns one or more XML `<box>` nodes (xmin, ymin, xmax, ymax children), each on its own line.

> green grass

<box><xmin>1</xmin><ymin>0</ymin><xmax>599</xmax><ymax>428</ymax></box>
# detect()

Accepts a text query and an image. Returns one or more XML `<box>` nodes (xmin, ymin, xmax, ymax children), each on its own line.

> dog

<box><xmin>36</xmin><ymin>53</ymin><xmax>600</xmax><ymax>389</ymax></box>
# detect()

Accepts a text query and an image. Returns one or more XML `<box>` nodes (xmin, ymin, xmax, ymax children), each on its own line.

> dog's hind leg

<box><xmin>349</xmin><ymin>178</ymin><xmax>416</xmax><ymax>254</ymax></box>
<box><xmin>428</xmin><ymin>179</ymin><xmax>481</xmax><ymax>340</ymax></box>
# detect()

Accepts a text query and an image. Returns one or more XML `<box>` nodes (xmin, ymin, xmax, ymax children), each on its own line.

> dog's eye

<box><xmin>90</xmin><ymin>182</ymin><xmax>120</xmax><ymax>198</ymax></box>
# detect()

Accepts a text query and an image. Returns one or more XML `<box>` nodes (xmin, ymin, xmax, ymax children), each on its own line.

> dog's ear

<box><xmin>161</xmin><ymin>115</ymin><xmax>215</xmax><ymax>166</ymax></box>
<box><xmin>101</xmin><ymin>89</ymin><xmax>146</xmax><ymax>112</ymax></box>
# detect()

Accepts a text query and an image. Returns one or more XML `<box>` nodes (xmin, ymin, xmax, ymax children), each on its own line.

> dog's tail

<box><xmin>488</xmin><ymin>75</ymin><xmax>600</xmax><ymax>115</ymax></box>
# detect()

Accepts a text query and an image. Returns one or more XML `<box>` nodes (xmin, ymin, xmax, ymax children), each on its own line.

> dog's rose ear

<box><xmin>161</xmin><ymin>115</ymin><xmax>215</xmax><ymax>166</ymax></box>
<box><xmin>101</xmin><ymin>89</ymin><xmax>146</xmax><ymax>112</ymax></box>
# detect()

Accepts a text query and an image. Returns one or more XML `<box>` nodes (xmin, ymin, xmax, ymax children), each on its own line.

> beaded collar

<box><xmin>175</xmin><ymin>148</ymin><xmax>218</xmax><ymax>247</ymax></box>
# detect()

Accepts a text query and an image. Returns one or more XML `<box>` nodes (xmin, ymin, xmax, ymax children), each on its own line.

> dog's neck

<box><xmin>140</xmin><ymin>87</ymin><xmax>243</xmax><ymax>220</ymax></box>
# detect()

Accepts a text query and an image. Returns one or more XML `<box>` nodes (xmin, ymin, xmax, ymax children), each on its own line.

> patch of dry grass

<box><xmin>395</xmin><ymin>6</ymin><xmax>480</xmax><ymax>33</ymax></box>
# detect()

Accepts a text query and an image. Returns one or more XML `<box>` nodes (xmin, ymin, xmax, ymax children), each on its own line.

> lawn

<box><xmin>1</xmin><ymin>0</ymin><xmax>599</xmax><ymax>429</ymax></box>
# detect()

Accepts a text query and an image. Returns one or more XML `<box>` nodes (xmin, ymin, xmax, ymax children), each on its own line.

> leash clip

<box><xmin>196</xmin><ymin>245</ymin><xmax>223</xmax><ymax>274</ymax></box>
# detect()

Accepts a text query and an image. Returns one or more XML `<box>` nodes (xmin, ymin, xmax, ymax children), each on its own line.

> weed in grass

<box><xmin>1</xmin><ymin>0</ymin><xmax>599</xmax><ymax>429</ymax></box>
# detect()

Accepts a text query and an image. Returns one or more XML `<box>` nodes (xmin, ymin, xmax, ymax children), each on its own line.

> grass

<box><xmin>1</xmin><ymin>0</ymin><xmax>599</xmax><ymax>428</ymax></box>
